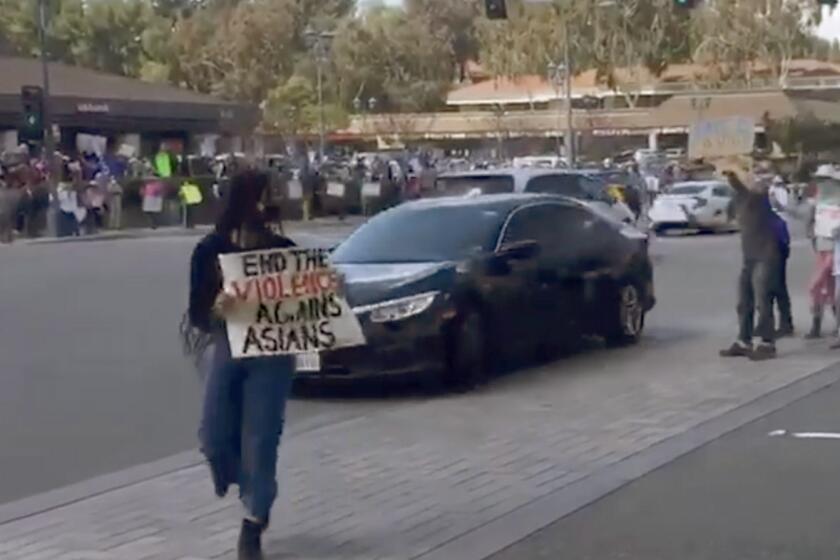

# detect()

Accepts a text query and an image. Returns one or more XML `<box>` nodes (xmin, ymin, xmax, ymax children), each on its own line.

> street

<box><xmin>489</xmin><ymin>369</ymin><xmax>840</xmax><ymax>560</ymax></box>
<box><xmin>0</xmin><ymin>223</ymin><xmax>363</xmax><ymax>504</ymax></box>
<box><xmin>0</xmin><ymin>219</ymin><xmax>819</xmax><ymax>504</ymax></box>
<box><xmin>2</xmin><ymin>220</ymin><xmax>840</xmax><ymax>559</ymax></box>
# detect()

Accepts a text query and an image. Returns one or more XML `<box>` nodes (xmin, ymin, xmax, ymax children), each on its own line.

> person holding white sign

<box><xmin>186</xmin><ymin>170</ymin><xmax>296</xmax><ymax>560</ymax></box>
<box><xmin>717</xmin><ymin>157</ymin><xmax>779</xmax><ymax>361</ymax></box>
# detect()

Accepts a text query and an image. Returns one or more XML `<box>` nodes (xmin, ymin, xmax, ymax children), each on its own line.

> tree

<box><xmin>331</xmin><ymin>6</ymin><xmax>454</xmax><ymax>112</ymax></box>
<box><xmin>405</xmin><ymin>0</ymin><xmax>482</xmax><ymax>81</ymax></box>
<box><xmin>692</xmin><ymin>0</ymin><xmax>820</xmax><ymax>86</ymax></box>
<box><xmin>162</xmin><ymin>0</ymin><xmax>297</xmax><ymax>102</ymax></box>
<box><xmin>477</xmin><ymin>0</ymin><xmax>688</xmax><ymax>105</ymax></box>
<box><xmin>0</xmin><ymin>0</ymin><xmax>157</xmax><ymax>77</ymax></box>
<box><xmin>65</xmin><ymin>0</ymin><xmax>156</xmax><ymax>77</ymax></box>
<box><xmin>477</xmin><ymin>1</ymin><xmax>579</xmax><ymax>78</ymax></box>
<box><xmin>264</xmin><ymin>75</ymin><xmax>318</xmax><ymax>137</ymax></box>
<box><xmin>588</xmin><ymin>0</ymin><xmax>689</xmax><ymax>107</ymax></box>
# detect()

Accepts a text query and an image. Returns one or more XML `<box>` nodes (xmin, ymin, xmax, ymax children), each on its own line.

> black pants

<box><xmin>738</xmin><ymin>258</ymin><xmax>777</xmax><ymax>345</ymax></box>
<box><xmin>771</xmin><ymin>255</ymin><xmax>793</xmax><ymax>330</ymax></box>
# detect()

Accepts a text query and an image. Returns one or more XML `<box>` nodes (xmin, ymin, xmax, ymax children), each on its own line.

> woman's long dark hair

<box><xmin>215</xmin><ymin>169</ymin><xmax>270</xmax><ymax>234</ymax></box>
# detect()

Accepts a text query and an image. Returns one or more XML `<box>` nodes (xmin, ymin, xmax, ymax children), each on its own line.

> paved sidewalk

<box><xmin>2</xmin><ymin>330</ymin><xmax>839</xmax><ymax>560</ymax></box>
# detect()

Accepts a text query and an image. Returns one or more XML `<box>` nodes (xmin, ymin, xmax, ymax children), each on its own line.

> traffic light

<box><xmin>673</xmin><ymin>0</ymin><xmax>698</xmax><ymax>7</ymax></box>
<box><xmin>20</xmin><ymin>85</ymin><xmax>44</xmax><ymax>142</ymax></box>
<box><xmin>486</xmin><ymin>0</ymin><xmax>508</xmax><ymax>19</ymax></box>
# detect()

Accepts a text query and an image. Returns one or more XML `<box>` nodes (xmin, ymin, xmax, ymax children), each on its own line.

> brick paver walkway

<box><xmin>2</xmin><ymin>328</ymin><xmax>837</xmax><ymax>560</ymax></box>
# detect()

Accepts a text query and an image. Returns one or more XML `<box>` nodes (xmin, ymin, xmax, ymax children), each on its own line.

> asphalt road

<box><xmin>488</xmin><ymin>366</ymin><xmax>840</xmax><ymax>560</ymax></box>
<box><xmin>0</xmin><ymin>219</ymin><xmax>817</xmax><ymax>505</ymax></box>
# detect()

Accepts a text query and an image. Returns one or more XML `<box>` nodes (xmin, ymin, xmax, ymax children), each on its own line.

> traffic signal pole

<box><xmin>38</xmin><ymin>0</ymin><xmax>54</xmax><ymax>162</ymax></box>
<box><xmin>38</xmin><ymin>0</ymin><xmax>58</xmax><ymax>236</ymax></box>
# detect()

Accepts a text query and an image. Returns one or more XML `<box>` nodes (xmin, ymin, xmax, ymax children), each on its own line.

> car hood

<box><xmin>333</xmin><ymin>261</ymin><xmax>457</xmax><ymax>308</ymax></box>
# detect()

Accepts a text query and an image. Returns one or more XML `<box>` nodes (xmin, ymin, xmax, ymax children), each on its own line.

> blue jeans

<box><xmin>199</xmin><ymin>337</ymin><xmax>294</xmax><ymax>523</ymax></box>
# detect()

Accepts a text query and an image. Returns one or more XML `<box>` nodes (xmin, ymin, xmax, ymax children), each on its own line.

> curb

<box><xmin>15</xmin><ymin>218</ymin><xmax>364</xmax><ymax>246</ymax></box>
<box><xmin>416</xmin><ymin>360</ymin><xmax>840</xmax><ymax>560</ymax></box>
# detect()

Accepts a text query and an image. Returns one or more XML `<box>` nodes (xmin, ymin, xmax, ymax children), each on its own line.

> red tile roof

<box><xmin>447</xmin><ymin>59</ymin><xmax>840</xmax><ymax>105</ymax></box>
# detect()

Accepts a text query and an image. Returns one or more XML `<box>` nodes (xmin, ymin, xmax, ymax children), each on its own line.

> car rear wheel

<box><xmin>604</xmin><ymin>282</ymin><xmax>645</xmax><ymax>346</ymax></box>
<box><xmin>440</xmin><ymin>310</ymin><xmax>487</xmax><ymax>392</ymax></box>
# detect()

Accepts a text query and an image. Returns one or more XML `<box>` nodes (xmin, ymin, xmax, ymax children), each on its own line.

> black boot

<box><xmin>238</xmin><ymin>519</ymin><xmax>265</xmax><ymax>560</ymax></box>
<box><xmin>804</xmin><ymin>313</ymin><xmax>823</xmax><ymax>340</ymax></box>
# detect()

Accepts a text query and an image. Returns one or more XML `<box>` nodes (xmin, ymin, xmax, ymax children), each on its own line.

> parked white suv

<box><xmin>435</xmin><ymin>168</ymin><xmax>636</xmax><ymax>225</ymax></box>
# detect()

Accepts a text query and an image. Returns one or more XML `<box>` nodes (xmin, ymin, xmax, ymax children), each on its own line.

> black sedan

<box><xmin>307</xmin><ymin>193</ymin><xmax>655</xmax><ymax>389</ymax></box>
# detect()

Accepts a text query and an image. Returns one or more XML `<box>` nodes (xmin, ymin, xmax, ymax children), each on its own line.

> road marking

<box><xmin>768</xmin><ymin>429</ymin><xmax>840</xmax><ymax>439</ymax></box>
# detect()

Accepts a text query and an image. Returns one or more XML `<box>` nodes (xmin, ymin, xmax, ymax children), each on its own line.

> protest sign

<box><xmin>688</xmin><ymin>116</ymin><xmax>755</xmax><ymax>160</ymax></box>
<box><xmin>326</xmin><ymin>182</ymin><xmax>345</xmax><ymax>197</ymax></box>
<box><xmin>218</xmin><ymin>248</ymin><xmax>365</xmax><ymax>359</ymax></box>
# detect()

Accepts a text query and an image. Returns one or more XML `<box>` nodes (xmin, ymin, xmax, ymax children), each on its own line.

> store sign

<box><xmin>77</xmin><ymin>103</ymin><xmax>110</xmax><ymax>114</ymax></box>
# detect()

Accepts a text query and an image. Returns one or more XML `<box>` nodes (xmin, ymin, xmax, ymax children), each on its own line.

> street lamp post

<box><xmin>37</xmin><ymin>0</ymin><xmax>53</xmax><ymax>161</ymax></box>
<box><xmin>37</xmin><ymin>0</ymin><xmax>59</xmax><ymax>236</ymax></box>
<box><xmin>353</xmin><ymin>96</ymin><xmax>377</xmax><ymax>148</ymax></box>
<box><xmin>547</xmin><ymin>22</ymin><xmax>574</xmax><ymax>167</ymax></box>
<box><xmin>304</xmin><ymin>27</ymin><xmax>335</xmax><ymax>164</ymax></box>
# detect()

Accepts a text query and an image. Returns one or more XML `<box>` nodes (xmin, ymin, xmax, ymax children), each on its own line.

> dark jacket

<box><xmin>188</xmin><ymin>229</ymin><xmax>295</xmax><ymax>333</ymax></box>
<box><xmin>769</xmin><ymin>210</ymin><xmax>790</xmax><ymax>260</ymax></box>
<box><xmin>727</xmin><ymin>174</ymin><xmax>780</xmax><ymax>262</ymax></box>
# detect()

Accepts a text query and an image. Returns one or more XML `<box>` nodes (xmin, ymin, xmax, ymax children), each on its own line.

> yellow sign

<box><xmin>155</xmin><ymin>152</ymin><xmax>172</xmax><ymax>178</ymax></box>
<box><xmin>180</xmin><ymin>182</ymin><xmax>203</xmax><ymax>205</ymax></box>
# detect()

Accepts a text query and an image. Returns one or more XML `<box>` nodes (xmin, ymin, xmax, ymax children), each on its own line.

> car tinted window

<box><xmin>501</xmin><ymin>204</ymin><xmax>598</xmax><ymax>255</ymax></box>
<box><xmin>525</xmin><ymin>174</ymin><xmax>589</xmax><ymax>199</ymax></box>
<box><xmin>331</xmin><ymin>205</ymin><xmax>504</xmax><ymax>263</ymax></box>
<box><xmin>434</xmin><ymin>175</ymin><xmax>515</xmax><ymax>196</ymax></box>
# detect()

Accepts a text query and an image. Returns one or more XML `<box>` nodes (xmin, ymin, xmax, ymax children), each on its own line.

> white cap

<box><xmin>814</xmin><ymin>164</ymin><xmax>840</xmax><ymax>180</ymax></box>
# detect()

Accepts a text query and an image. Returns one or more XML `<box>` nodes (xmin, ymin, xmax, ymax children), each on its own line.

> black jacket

<box><xmin>727</xmin><ymin>175</ymin><xmax>780</xmax><ymax>262</ymax></box>
<box><xmin>188</xmin><ymin>230</ymin><xmax>295</xmax><ymax>333</ymax></box>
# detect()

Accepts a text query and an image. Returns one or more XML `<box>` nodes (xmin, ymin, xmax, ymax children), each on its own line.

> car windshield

<box><xmin>331</xmin><ymin>205</ymin><xmax>504</xmax><ymax>264</ymax></box>
<box><xmin>669</xmin><ymin>185</ymin><xmax>707</xmax><ymax>195</ymax></box>
<box><xmin>434</xmin><ymin>175</ymin><xmax>515</xmax><ymax>196</ymax></box>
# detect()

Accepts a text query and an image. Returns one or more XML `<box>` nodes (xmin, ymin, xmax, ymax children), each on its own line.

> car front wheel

<box><xmin>440</xmin><ymin>309</ymin><xmax>487</xmax><ymax>392</ymax></box>
<box><xmin>604</xmin><ymin>282</ymin><xmax>646</xmax><ymax>346</ymax></box>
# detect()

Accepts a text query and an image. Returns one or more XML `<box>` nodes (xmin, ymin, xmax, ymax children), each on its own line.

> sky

<box><xmin>817</xmin><ymin>7</ymin><xmax>840</xmax><ymax>42</ymax></box>
<box><xmin>373</xmin><ymin>1</ymin><xmax>840</xmax><ymax>42</ymax></box>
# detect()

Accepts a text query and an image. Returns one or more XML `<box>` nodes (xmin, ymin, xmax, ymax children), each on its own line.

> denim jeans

<box><xmin>738</xmin><ymin>258</ymin><xmax>777</xmax><ymax>345</ymax></box>
<box><xmin>771</xmin><ymin>255</ymin><xmax>793</xmax><ymax>330</ymax></box>
<box><xmin>200</xmin><ymin>337</ymin><xmax>294</xmax><ymax>523</ymax></box>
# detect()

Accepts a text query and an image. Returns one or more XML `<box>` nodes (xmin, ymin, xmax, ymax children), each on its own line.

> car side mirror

<box><xmin>497</xmin><ymin>239</ymin><xmax>540</xmax><ymax>261</ymax></box>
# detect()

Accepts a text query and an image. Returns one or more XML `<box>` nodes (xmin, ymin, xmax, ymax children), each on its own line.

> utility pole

<box><xmin>546</xmin><ymin>25</ymin><xmax>575</xmax><ymax>168</ymax></box>
<box><xmin>316</xmin><ymin>58</ymin><xmax>324</xmax><ymax>162</ymax></box>
<box><xmin>305</xmin><ymin>27</ymin><xmax>334</xmax><ymax>165</ymax></box>
<box><xmin>563</xmin><ymin>19</ymin><xmax>575</xmax><ymax>167</ymax></box>
<box><xmin>38</xmin><ymin>0</ymin><xmax>59</xmax><ymax>237</ymax></box>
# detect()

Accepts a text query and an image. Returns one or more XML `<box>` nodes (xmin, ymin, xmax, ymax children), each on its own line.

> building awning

<box><xmin>0</xmin><ymin>56</ymin><xmax>258</xmax><ymax>134</ymax></box>
<box><xmin>337</xmin><ymin>91</ymin><xmax>840</xmax><ymax>141</ymax></box>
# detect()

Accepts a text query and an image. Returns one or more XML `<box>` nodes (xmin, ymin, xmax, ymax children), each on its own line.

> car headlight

<box><xmin>354</xmin><ymin>292</ymin><xmax>439</xmax><ymax>323</ymax></box>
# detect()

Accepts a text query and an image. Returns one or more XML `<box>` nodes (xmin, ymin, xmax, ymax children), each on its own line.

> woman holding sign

<box><xmin>187</xmin><ymin>170</ymin><xmax>295</xmax><ymax>560</ymax></box>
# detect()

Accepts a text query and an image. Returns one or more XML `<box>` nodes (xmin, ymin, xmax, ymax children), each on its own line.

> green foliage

<box><xmin>0</xmin><ymin>0</ymin><xmax>828</xmax><ymax>134</ymax></box>
<box><xmin>764</xmin><ymin>115</ymin><xmax>840</xmax><ymax>157</ymax></box>
<box><xmin>331</xmin><ymin>6</ymin><xmax>455</xmax><ymax>112</ymax></box>
<box><xmin>691</xmin><ymin>0</ymin><xmax>819</xmax><ymax>85</ymax></box>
